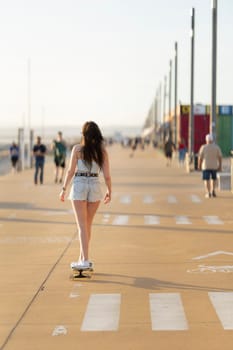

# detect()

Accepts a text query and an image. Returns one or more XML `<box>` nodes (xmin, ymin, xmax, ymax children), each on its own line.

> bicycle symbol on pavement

<box><xmin>187</xmin><ymin>264</ymin><xmax>233</xmax><ymax>273</ymax></box>
<box><xmin>187</xmin><ymin>251</ymin><xmax>233</xmax><ymax>273</ymax></box>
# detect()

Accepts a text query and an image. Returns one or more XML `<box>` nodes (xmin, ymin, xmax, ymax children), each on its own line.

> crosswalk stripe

<box><xmin>144</xmin><ymin>215</ymin><xmax>160</xmax><ymax>225</ymax></box>
<box><xmin>107</xmin><ymin>215</ymin><xmax>224</xmax><ymax>226</ymax></box>
<box><xmin>167</xmin><ymin>195</ymin><xmax>177</xmax><ymax>203</ymax></box>
<box><xmin>81</xmin><ymin>294</ymin><xmax>121</xmax><ymax>331</ymax></box>
<box><xmin>149</xmin><ymin>293</ymin><xmax>188</xmax><ymax>331</ymax></box>
<box><xmin>191</xmin><ymin>195</ymin><xmax>201</xmax><ymax>203</ymax></box>
<box><xmin>112</xmin><ymin>215</ymin><xmax>129</xmax><ymax>225</ymax></box>
<box><xmin>208</xmin><ymin>292</ymin><xmax>233</xmax><ymax>330</ymax></box>
<box><xmin>63</xmin><ymin>292</ymin><xmax>233</xmax><ymax>333</ymax></box>
<box><xmin>204</xmin><ymin>216</ymin><xmax>224</xmax><ymax>225</ymax></box>
<box><xmin>115</xmin><ymin>194</ymin><xmax>226</xmax><ymax>204</ymax></box>
<box><xmin>120</xmin><ymin>195</ymin><xmax>131</xmax><ymax>204</ymax></box>
<box><xmin>102</xmin><ymin>213</ymin><xmax>110</xmax><ymax>224</ymax></box>
<box><xmin>7</xmin><ymin>213</ymin><xmax>17</xmax><ymax>219</ymax></box>
<box><xmin>175</xmin><ymin>216</ymin><xmax>191</xmax><ymax>224</ymax></box>
<box><xmin>143</xmin><ymin>195</ymin><xmax>154</xmax><ymax>204</ymax></box>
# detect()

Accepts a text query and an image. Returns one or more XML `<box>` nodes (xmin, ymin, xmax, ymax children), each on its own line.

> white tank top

<box><xmin>77</xmin><ymin>159</ymin><xmax>100</xmax><ymax>173</ymax></box>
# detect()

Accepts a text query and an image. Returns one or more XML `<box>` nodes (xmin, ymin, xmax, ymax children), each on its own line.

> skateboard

<box><xmin>70</xmin><ymin>267</ymin><xmax>93</xmax><ymax>280</ymax></box>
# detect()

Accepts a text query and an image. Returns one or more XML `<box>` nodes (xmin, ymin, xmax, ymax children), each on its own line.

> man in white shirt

<box><xmin>198</xmin><ymin>134</ymin><xmax>222</xmax><ymax>198</ymax></box>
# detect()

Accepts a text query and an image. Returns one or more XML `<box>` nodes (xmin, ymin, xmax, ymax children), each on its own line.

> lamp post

<box><xmin>27</xmin><ymin>58</ymin><xmax>33</xmax><ymax>168</ymax></box>
<box><xmin>163</xmin><ymin>75</ymin><xmax>167</xmax><ymax>141</ymax></box>
<box><xmin>174</xmin><ymin>42</ymin><xmax>178</xmax><ymax>145</ymax></box>
<box><xmin>159</xmin><ymin>82</ymin><xmax>162</xmax><ymax>125</ymax></box>
<box><xmin>168</xmin><ymin>59</ymin><xmax>172</xmax><ymax>138</ymax></box>
<box><xmin>189</xmin><ymin>7</ymin><xmax>195</xmax><ymax>163</ymax></box>
<box><xmin>210</xmin><ymin>0</ymin><xmax>218</xmax><ymax>140</ymax></box>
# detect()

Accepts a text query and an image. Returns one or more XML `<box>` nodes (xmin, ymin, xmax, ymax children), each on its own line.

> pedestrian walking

<box><xmin>198</xmin><ymin>134</ymin><xmax>222</xmax><ymax>198</ymax></box>
<box><xmin>33</xmin><ymin>136</ymin><xmax>47</xmax><ymax>185</ymax></box>
<box><xmin>129</xmin><ymin>136</ymin><xmax>143</xmax><ymax>157</ymax></box>
<box><xmin>51</xmin><ymin>131</ymin><xmax>67</xmax><ymax>184</ymax></box>
<box><xmin>9</xmin><ymin>141</ymin><xmax>19</xmax><ymax>173</ymax></box>
<box><xmin>178</xmin><ymin>138</ymin><xmax>186</xmax><ymax>167</ymax></box>
<box><xmin>59</xmin><ymin>121</ymin><xmax>111</xmax><ymax>270</ymax></box>
<box><xmin>164</xmin><ymin>137</ymin><xmax>176</xmax><ymax>166</ymax></box>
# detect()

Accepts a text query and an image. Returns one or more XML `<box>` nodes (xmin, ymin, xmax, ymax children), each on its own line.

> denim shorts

<box><xmin>68</xmin><ymin>176</ymin><xmax>102</xmax><ymax>202</ymax></box>
<box><xmin>202</xmin><ymin>169</ymin><xmax>217</xmax><ymax>181</ymax></box>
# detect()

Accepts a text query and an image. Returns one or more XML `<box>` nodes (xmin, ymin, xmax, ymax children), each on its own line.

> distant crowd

<box><xmin>8</xmin><ymin>130</ymin><xmax>223</xmax><ymax>200</ymax></box>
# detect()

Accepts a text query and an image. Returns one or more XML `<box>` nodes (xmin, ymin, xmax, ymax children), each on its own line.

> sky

<box><xmin>0</xmin><ymin>0</ymin><xmax>233</xmax><ymax>130</ymax></box>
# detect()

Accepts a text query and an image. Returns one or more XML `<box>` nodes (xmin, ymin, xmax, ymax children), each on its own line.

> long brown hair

<box><xmin>80</xmin><ymin>121</ymin><xmax>104</xmax><ymax>168</ymax></box>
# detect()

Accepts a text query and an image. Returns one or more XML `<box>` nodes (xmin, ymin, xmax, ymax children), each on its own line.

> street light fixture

<box><xmin>168</xmin><ymin>59</ymin><xmax>172</xmax><ymax>138</ymax></box>
<box><xmin>210</xmin><ymin>0</ymin><xmax>218</xmax><ymax>140</ymax></box>
<box><xmin>189</xmin><ymin>7</ymin><xmax>195</xmax><ymax>163</ymax></box>
<box><xmin>174</xmin><ymin>42</ymin><xmax>178</xmax><ymax>145</ymax></box>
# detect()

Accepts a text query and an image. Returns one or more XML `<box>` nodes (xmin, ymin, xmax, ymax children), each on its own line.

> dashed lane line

<box><xmin>203</xmin><ymin>216</ymin><xmax>224</xmax><ymax>225</ymax></box>
<box><xmin>175</xmin><ymin>216</ymin><xmax>192</xmax><ymax>225</ymax></box>
<box><xmin>112</xmin><ymin>215</ymin><xmax>129</xmax><ymax>225</ymax></box>
<box><xmin>149</xmin><ymin>293</ymin><xmax>188</xmax><ymax>331</ymax></box>
<box><xmin>81</xmin><ymin>294</ymin><xmax>121</xmax><ymax>331</ymax></box>
<box><xmin>209</xmin><ymin>292</ymin><xmax>233</xmax><ymax>330</ymax></box>
<box><xmin>144</xmin><ymin>215</ymin><xmax>160</xmax><ymax>225</ymax></box>
<box><xmin>54</xmin><ymin>292</ymin><xmax>233</xmax><ymax>333</ymax></box>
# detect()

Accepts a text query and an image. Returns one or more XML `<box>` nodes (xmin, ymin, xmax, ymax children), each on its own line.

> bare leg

<box><xmin>211</xmin><ymin>179</ymin><xmax>218</xmax><ymax>197</ymax></box>
<box><xmin>86</xmin><ymin>201</ymin><xmax>101</xmax><ymax>245</ymax></box>
<box><xmin>54</xmin><ymin>166</ymin><xmax>59</xmax><ymax>182</ymax></box>
<box><xmin>204</xmin><ymin>180</ymin><xmax>211</xmax><ymax>194</ymax></box>
<box><xmin>59</xmin><ymin>167</ymin><xmax>65</xmax><ymax>183</ymax></box>
<box><xmin>212</xmin><ymin>179</ymin><xmax>217</xmax><ymax>192</ymax></box>
<box><xmin>72</xmin><ymin>200</ymin><xmax>100</xmax><ymax>262</ymax></box>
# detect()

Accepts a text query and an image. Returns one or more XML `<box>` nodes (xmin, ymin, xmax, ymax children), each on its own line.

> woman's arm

<box><xmin>59</xmin><ymin>145</ymin><xmax>79</xmax><ymax>201</ymax></box>
<box><xmin>102</xmin><ymin>148</ymin><xmax>112</xmax><ymax>204</ymax></box>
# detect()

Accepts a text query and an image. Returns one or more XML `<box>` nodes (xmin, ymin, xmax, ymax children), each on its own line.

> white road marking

<box><xmin>52</xmin><ymin>325</ymin><xmax>68</xmax><ymax>336</ymax></box>
<box><xmin>149</xmin><ymin>293</ymin><xmax>188</xmax><ymax>331</ymax></box>
<box><xmin>112</xmin><ymin>215</ymin><xmax>129</xmax><ymax>225</ymax></box>
<box><xmin>51</xmin><ymin>293</ymin><xmax>233</xmax><ymax>332</ymax></box>
<box><xmin>192</xmin><ymin>251</ymin><xmax>233</xmax><ymax>260</ymax></box>
<box><xmin>7</xmin><ymin>213</ymin><xmax>17</xmax><ymax>219</ymax></box>
<box><xmin>167</xmin><ymin>195</ymin><xmax>177</xmax><ymax>204</ymax></box>
<box><xmin>69</xmin><ymin>283</ymin><xmax>83</xmax><ymax>298</ymax></box>
<box><xmin>102</xmin><ymin>213</ymin><xmax>110</xmax><ymax>224</ymax></box>
<box><xmin>187</xmin><ymin>264</ymin><xmax>233</xmax><ymax>273</ymax></box>
<box><xmin>144</xmin><ymin>215</ymin><xmax>160</xmax><ymax>225</ymax></box>
<box><xmin>190</xmin><ymin>195</ymin><xmax>201</xmax><ymax>203</ymax></box>
<box><xmin>143</xmin><ymin>195</ymin><xmax>154</xmax><ymax>204</ymax></box>
<box><xmin>44</xmin><ymin>210</ymin><xmax>71</xmax><ymax>216</ymax></box>
<box><xmin>203</xmin><ymin>216</ymin><xmax>223</xmax><ymax>225</ymax></box>
<box><xmin>120</xmin><ymin>195</ymin><xmax>131</xmax><ymax>204</ymax></box>
<box><xmin>209</xmin><ymin>292</ymin><xmax>233</xmax><ymax>329</ymax></box>
<box><xmin>104</xmin><ymin>214</ymin><xmax>226</xmax><ymax>226</ymax></box>
<box><xmin>0</xmin><ymin>236</ymin><xmax>71</xmax><ymax>244</ymax></box>
<box><xmin>175</xmin><ymin>216</ymin><xmax>191</xmax><ymax>224</ymax></box>
<box><xmin>81</xmin><ymin>294</ymin><xmax>121</xmax><ymax>331</ymax></box>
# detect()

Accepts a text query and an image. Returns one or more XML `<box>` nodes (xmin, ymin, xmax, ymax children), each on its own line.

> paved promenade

<box><xmin>0</xmin><ymin>145</ymin><xmax>233</xmax><ymax>350</ymax></box>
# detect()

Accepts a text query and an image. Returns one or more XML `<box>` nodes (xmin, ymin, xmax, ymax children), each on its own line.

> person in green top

<box><xmin>51</xmin><ymin>131</ymin><xmax>67</xmax><ymax>183</ymax></box>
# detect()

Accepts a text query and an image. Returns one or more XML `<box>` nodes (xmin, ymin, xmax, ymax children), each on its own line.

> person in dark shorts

<box><xmin>198</xmin><ymin>134</ymin><xmax>222</xmax><ymax>198</ymax></box>
<box><xmin>9</xmin><ymin>142</ymin><xmax>19</xmax><ymax>173</ymax></box>
<box><xmin>178</xmin><ymin>138</ymin><xmax>186</xmax><ymax>167</ymax></box>
<box><xmin>51</xmin><ymin>131</ymin><xmax>67</xmax><ymax>183</ymax></box>
<box><xmin>33</xmin><ymin>136</ymin><xmax>47</xmax><ymax>185</ymax></box>
<box><xmin>164</xmin><ymin>137</ymin><xmax>176</xmax><ymax>166</ymax></box>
